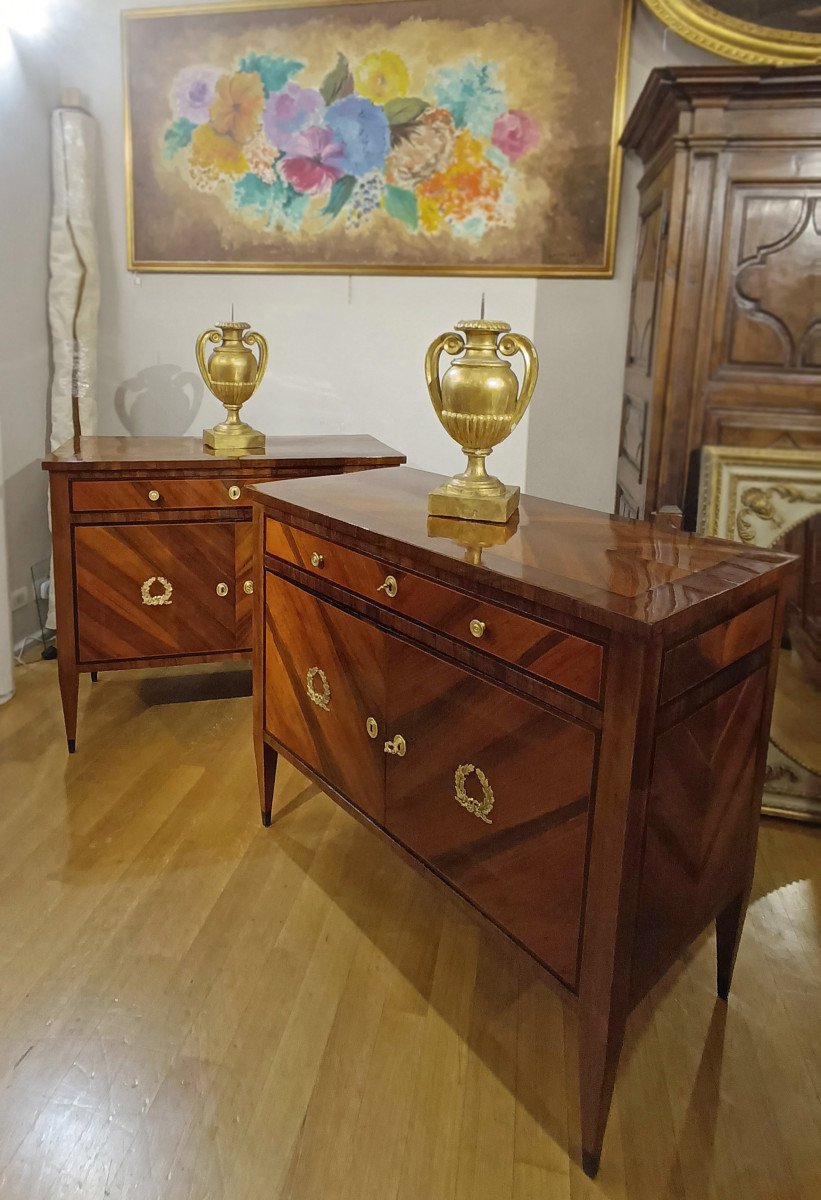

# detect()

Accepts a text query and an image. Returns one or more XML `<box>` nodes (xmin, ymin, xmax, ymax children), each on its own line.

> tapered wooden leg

<box><xmin>578</xmin><ymin>1005</ymin><xmax>627</xmax><ymax>1178</ymax></box>
<box><xmin>257</xmin><ymin>739</ymin><xmax>278</xmax><ymax>827</ymax></box>
<box><xmin>57</xmin><ymin>655</ymin><xmax>79</xmax><ymax>753</ymax></box>
<box><xmin>716</xmin><ymin>890</ymin><xmax>748</xmax><ymax>1001</ymax></box>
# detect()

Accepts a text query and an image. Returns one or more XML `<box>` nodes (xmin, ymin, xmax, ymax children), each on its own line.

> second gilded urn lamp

<box><xmin>425</xmin><ymin>318</ymin><xmax>538</xmax><ymax>523</ymax></box>
<box><xmin>196</xmin><ymin>320</ymin><xmax>268</xmax><ymax>453</ymax></box>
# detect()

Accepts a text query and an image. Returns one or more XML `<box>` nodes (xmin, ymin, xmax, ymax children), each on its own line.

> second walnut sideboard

<box><xmin>249</xmin><ymin>465</ymin><xmax>794</xmax><ymax>1176</ymax></box>
<box><xmin>42</xmin><ymin>435</ymin><xmax>404</xmax><ymax>750</ymax></box>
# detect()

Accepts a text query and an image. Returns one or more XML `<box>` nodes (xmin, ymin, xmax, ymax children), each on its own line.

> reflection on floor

<box><xmin>0</xmin><ymin>657</ymin><xmax>819</xmax><ymax>1200</ymax></box>
<box><xmin>766</xmin><ymin>649</ymin><xmax>821</xmax><ymax>819</ymax></box>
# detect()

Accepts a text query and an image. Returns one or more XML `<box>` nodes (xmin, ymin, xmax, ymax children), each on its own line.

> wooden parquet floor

<box><xmin>0</xmin><ymin>656</ymin><xmax>819</xmax><ymax>1200</ymax></box>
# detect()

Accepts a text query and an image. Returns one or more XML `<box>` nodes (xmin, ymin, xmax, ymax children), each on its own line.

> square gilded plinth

<box><xmin>427</xmin><ymin>482</ymin><xmax>519</xmax><ymax>524</ymax></box>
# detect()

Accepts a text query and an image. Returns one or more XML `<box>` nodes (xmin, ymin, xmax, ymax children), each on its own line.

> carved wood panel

<box><xmin>720</xmin><ymin>188</ymin><xmax>821</xmax><ymax>373</ymax></box>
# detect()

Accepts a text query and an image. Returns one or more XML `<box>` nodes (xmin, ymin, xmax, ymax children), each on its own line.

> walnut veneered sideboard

<box><xmin>42</xmin><ymin>436</ymin><xmax>404</xmax><ymax>750</ymax></box>
<box><xmin>248</xmin><ymin>465</ymin><xmax>794</xmax><ymax>1176</ymax></box>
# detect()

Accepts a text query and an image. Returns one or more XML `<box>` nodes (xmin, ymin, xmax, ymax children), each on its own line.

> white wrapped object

<box><xmin>0</xmin><ymin>413</ymin><xmax>13</xmax><ymax>703</ymax></box>
<box><xmin>47</xmin><ymin>101</ymin><xmax>100</xmax><ymax>629</ymax></box>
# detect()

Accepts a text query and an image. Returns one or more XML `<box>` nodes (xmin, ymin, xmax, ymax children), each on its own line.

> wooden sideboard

<box><xmin>42</xmin><ymin>435</ymin><xmax>404</xmax><ymax>750</ymax></box>
<box><xmin>248</xmin><ymin>465</ymin><xmax>794</xmax><ymax>1176</ymax></box>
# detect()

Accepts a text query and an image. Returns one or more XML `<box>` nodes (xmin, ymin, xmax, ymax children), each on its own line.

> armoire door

<box><xmin>263</xmin><ymin>573</ymin><xmax>385</xmax><ymax>822</ymax></box>
<box><xmin>383</xmin><ymin>639</ymin><xmax>596</xmax><ymax>988</ymax></box>
<box><xmin>74</xmin><ymin>521</ymin><xmax>238</xmax><ymax>662</ymax></box>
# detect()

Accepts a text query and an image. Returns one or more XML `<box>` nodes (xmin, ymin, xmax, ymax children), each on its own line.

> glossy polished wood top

<box><xmin>250</xmin><ymin>466</ymin><xmax>795</xmax><ymax>634</ymax></box>
<box><xmin>42</xmin><ymin>435</ymin><xmax>405</xmax><ymax>472</ymax></box>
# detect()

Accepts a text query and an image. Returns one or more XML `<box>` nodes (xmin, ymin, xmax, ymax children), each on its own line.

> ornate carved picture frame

<box><xmin>699</xmin><ymin>445</ymin><xmax>821</xmax><ymax>823</ymax></box>
<box><xmin>642</xmin><ymin>0</ymin><xmax>821</xmax><ymax>64</ymax></box>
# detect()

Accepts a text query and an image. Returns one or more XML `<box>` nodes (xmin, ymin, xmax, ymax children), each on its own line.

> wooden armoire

<box><xmin>616</xmin><ymin>66</ymin><xmax>821</xmax><ymax>525</ymax></box>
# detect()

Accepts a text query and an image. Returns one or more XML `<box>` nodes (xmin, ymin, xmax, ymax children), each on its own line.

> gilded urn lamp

<box><xmin>197</xmin><ymin>320</ymin><xmax>268</xmax><ymax>453</ymax></box>
<box><xmin>425</xmin><ymin>318</ymin><xmax>538</xmax><ymax>523</ymax></box>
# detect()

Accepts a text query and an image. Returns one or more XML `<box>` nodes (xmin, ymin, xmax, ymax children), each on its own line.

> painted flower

<box><xmin>345</xmin><ymin>169</ymin><xmax>385</xmax><ymax>230</ymax></box>
<box><xmin>492</xmin><ymin>110</ymin><xmax>540</xmax><ymax>162</ymax></box>
<box><xmin>428</xmin><ymin>60</ymin><xmax>506</xmax><ymax>138</ymax></box>
<box><xmin>173</xmin><ymin>65</ymin><xmax>221</xmax><ymax>125</ymax></box>
<box><xmin>325</xmin><ymin>95</ymin><xmax>390</xmax><ymax>177</ymax></box>
<box><xmin>262</xmin><ymin>83</ymin><xmax>325</xmax><ymax>154</ymax></box>
<box><xmin>190</xmin><ymin>123</ymin><xmax>249</xmax><ymax>176</ymax></box>
<box><xmin>386</xmin><ymin>107</ymin><xmax>455</xmax><ymax>188</ymax></box>
<box><xmin>417</xmin><ymin>129</ymin><xmax>504</xmax><ymax>233</ymax></box>
<box><xmin>280</xmin><ymin>125</ymin><xmax>344</xmax><ymax>195</ymax></box>
<box><xmin>244</xmin><ymin>129</ymin><xmax>279</xmax><ymax>185</ymax></box>
<box><xmin>210</xmin><ymin>72</ymin><xmax>265</xmax><ymax>144</ymax></box>
<box><xmin>354</xmin><ymin>50</ymin><xmax>409</xmax><ymax>104</ymax></box>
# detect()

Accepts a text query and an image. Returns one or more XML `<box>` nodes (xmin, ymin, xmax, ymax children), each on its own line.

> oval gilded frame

<box><xmin>642</xmin><ymin>0</ymin><xmax>821</xmax><ymax>64</ymax></box>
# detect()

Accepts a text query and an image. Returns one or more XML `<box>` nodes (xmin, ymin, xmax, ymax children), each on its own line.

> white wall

<box><xmin>1</xmin><ymin>1</ymin><xmax>720</xmax><ymax>640</ymax></box>
<box><xmin>0</xmin><ymin>28</ymin><xmax>54</xmax><ymax>644</ymax></box>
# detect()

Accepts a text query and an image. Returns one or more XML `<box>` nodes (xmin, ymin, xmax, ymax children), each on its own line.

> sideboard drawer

<box><xmin>71</xmin><ymin>477</ymin><xmax>268</xmax><ymax>513</ymax></box>
<box><xmin>74</xmin><ymin>522</ymin><xmax>240</xmax><ymax>661</ymax></box>
<box><xmin>265</xmin><ymin>519</ymin><xmax>603</xmax><ymax>701</ymax></box>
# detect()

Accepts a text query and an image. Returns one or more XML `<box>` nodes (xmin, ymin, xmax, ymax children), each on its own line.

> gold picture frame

<box><xmin>122</xmin><ymin>0</ymin><xmax>632</xmax><ymax>276</ymax></box>
<box><xmin>642</xmin><ymin>0</ymin><xmax>821</xmax><ymax>64</ymax></box>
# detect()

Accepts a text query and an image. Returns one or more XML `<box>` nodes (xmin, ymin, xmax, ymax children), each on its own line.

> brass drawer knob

<box><xmin>243</xmin><ymin>580</ymin><xmax>254</xmax><ymax>595</ymax></box>
<box><xmin>366</xmin><ymin>717</ymin><xmax>379</xmax><ymax>739</ymax></box>
<box><xmin>310</xmin><ymin>552</ymin><xmax>325</xmax><ymax>569</ymax></box>
<box><xmin>216</xmin><ymin>582</ymin><xmax>229</xmax><ymax>597</ymax></box>
<box><xmin>377</xmin><ymin>574</ymin><xmax>398</xmax><ymax>599</ymax></box>
<box><xmin>455</xmin><ymin>764</ymin><xmax>494</xmax><ymax>824</ymax></box>
<box><xmin>148</xmin><ymin>489</ymin><xmax>160</xmax><ymax>502</ymax></box>
<box><xmin>384</xmin><ymin>733</ymin><xmax>406</xmax><ymax>757</ymax></box>
<box><xmin>228</xmin><ymin>485</ymin><xmax>242</xmax><ymax>501</ymax></box>
<box><xmin>469</xmin><ymin>619</ymin><xmax>486</xmax><ymax>639</ymax></box>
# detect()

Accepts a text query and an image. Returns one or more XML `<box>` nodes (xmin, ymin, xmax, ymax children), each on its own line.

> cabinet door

<box><xmin>384</xmin><ymin>641</ymin><xmax>595</xmax><ymax>988</ymax></box>
<box><xmin>263</xmin><ymin>573</ymin><xmax>385</xmax><ymax>823</ymax></box>
<box><xmin>75</xmin><ymin>521</ymin><xmax>238</xmax><ymax>662</ymax></box>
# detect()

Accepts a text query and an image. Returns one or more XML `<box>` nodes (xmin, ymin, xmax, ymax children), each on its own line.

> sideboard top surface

<box><xmin>42</xmin><ymin>435</ymin><xmax>405</xmax><ymax>473</ymax></box>
<box><xmin>250</xmin><ymin>466</ymin><xmax>794</xmax><ymax>634</ymax></box>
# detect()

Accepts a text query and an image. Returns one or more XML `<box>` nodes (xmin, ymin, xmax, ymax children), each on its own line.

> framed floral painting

<box><xmin>123</xmin><ymin>0</ymin><xmax>631</xmax><ymax>275</ymax></box>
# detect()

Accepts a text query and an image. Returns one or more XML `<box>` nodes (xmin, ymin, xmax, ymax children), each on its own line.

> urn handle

<box><xmin>195</xmin><ymin>328</ymin><xmax>222</xmax><ymax>390</ymax></box>
<box><xmin>425</xmin><ymin>331</ymin><xmax>465</xmax><ymax>424</ymax></box>
<box><xmin>243</xmin><ymin>329</ymin><xmax>269</xmax><ymax>389</ymax></box>
<box><xmin>498</xmin><ymin>333</ymin><xmax>539</xmax><ymax>429</ymax></box>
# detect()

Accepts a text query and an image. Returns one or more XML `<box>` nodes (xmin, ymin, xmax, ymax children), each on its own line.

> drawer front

<box><xmin>264</xmin><ymin>573</ymin><xmax>385</xmax><ymax>823</ymax></box>
<box><xmin>384</xmin><ymin>639</ymin><xmax>594</xmax><ymax>988</ymax></box>
<box><xmin>265</xmin><ymin>520</ymin><xmax>603</xmax><ymax>702</ymax></box>
<box><xmin>72</xmin><ymin>477</ymin><xmax>269</xmax><ymax>513</ymax></box>
<box><xmin>74</xmin><ymin>522</ymin><xmax>239</xmax><ymax>661</ymax></box>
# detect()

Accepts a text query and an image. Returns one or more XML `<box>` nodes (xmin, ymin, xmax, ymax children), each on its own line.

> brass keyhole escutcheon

<box><xmin>243</xmin><ymin>580</ymin><xmax>254</xmax><ymax>595</ymax></box>
<box><xmin>148</xmin><ymin>489</ymin><xmax>160</xmax><ymax>502</ymax></box>
<box><xmin>306</xmin><ymin>667</ymin><xmax>331</xmax><ymax>711</ymax></box>
<box><xmin>141</xmin><ymin>576</ymin><xmax>173</xmax><ymax>606</ymax></box>
<box><xmin>366</xmin><ymin>717</ymin><xmax>379</xmax><ymax>739</ymax></box>
<box><xmin>384</xmin><ymin>733</ymin><xmax>406</xmax><ymax>757</ymax></box>
<box><xmin>310</xmin><ymin>552</ymin><xmax>325</xmax><ymax>569</ymax></box>
<box><xmin>228</xmin><ymin>485</ymin><xmax>241</xmax><ymax>500</ymax></box>
<box><xmin>377</xmin><ymin>575</ymin><xmax>398</xmax><ymax>599</ymax></box>
<box><xmin>455</xmin><ymin>764</ymin><xmax>494</xmax><ymax>824</ymax></box>
<box><xmin>469</xmin><ymin>619</ymin><xmax>486</xmax><ymax>639</ymax></box>
<box><xmin>216</xmin><ymin>582</ymin><xmax>229</xmax><ymax>597</ymax></box>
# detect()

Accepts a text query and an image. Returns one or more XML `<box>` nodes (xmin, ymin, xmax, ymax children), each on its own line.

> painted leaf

<box><xmin>320</xmin><ymin>53</ymin><xmax>354</xmax><ymax>106</ymax></box>
<box><xmin>383</xmin><ymin>185</ymin><xmax>418</xmax><ymax>231</ymax></box>
<box><xmin>322</xmin><ymin>175</ymin><xmax>356</xmax><ymax>220</ymax></box>
<box><xmin>239</xmin><ymin>54</ymin><xmax>303</xmax><ymax>97</ymax></box>
<box><xmin>163</xmin><ymin>117</ymin><xmax>196</xmax><ymax>158</ymax></box>
<box><xmin>383</xmin><ymin>97</ymin><xmax>427</xmax><ymax>127</ymax></box>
